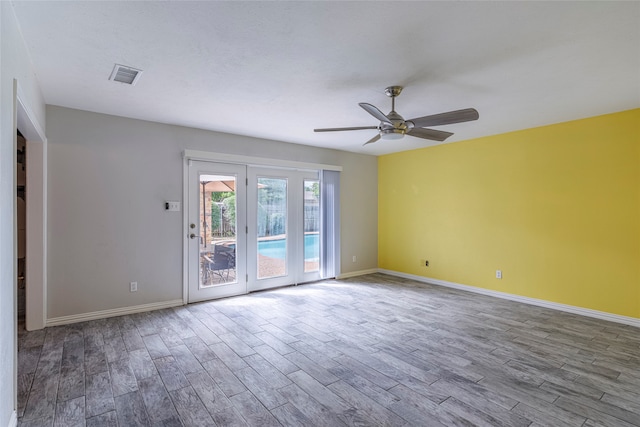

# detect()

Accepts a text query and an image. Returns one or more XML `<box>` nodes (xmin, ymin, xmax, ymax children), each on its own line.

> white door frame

<box><xmin>182</xmin><ymin>150</ymin><xmax>341</xmax><ymax>304</ymax></box>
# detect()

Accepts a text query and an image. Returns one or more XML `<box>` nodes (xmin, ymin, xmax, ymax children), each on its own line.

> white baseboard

<box><xmin>8</xmin><ymin>410</ymin><xmax>17</xmax><ymax>427</ymax></box>
<box><xmin>378</xmin><ymin>269</ymin><xmax>640</xmax><ymax>329</ymax></box>
<box><xmin>46</xmin><ymin>299</ymin><xmax>184</xmax><ymax>327</ymax></box>
<box><xmin>337</xmin><ymin>268</ymin><xmax>379</xmax><ymax>280</ymax></box>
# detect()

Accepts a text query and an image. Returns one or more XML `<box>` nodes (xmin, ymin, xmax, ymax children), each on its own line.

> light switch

<box><xmin>165</xmin><ymin>201</ymin><xmax>180</xmax><ymax>211</ymax></box>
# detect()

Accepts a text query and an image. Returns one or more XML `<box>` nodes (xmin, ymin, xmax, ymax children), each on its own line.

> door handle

<box><xmin>190</xmin><ymin>233</ymin><xmax>197</xmax><ymax>239</ymax></box>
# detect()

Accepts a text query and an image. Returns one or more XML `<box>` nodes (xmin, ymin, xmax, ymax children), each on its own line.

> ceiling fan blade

<box><xmin>363</xmin><ymin>134</ymin><xmax>381</xmax><ymax>146</ymax></box>
<box><xmin>314</xmin><ymin>126</ymin><xmax>378</xmax><ymax>132</ymax></box>
<box><xmin>407</xmin><ymin>127</ymin><xmax>454</xmax><ymax>142</ymax></box>
<box><xmin>407</xmin><ymin>108</ymin><xmax>479</xmax><ymax>128</ymax></box>
<box><xmin>359</xmin><ymin>103</ymin><xmax>392</xmax><ymax>124</ymax></box>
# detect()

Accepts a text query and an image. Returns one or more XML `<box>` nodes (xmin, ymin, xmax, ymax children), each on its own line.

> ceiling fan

<box><xmin>314</xmin><ymin>86</ymin><xmax>479</xmax><ymax>146</ymax></box>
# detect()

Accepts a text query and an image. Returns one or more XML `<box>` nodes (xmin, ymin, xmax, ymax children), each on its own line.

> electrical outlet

<box><xmin>425</xmin><ymin>260</ymin><xmax>429</xmax><ymax>267</ymax></box>
<box><xmin>352</xmin><ymin>256</ymin><xmax>357</xmax><ymax>263</ymax></box>
<box><xmin>130</xmin><ymin>281</ymin><xmax>138</xmax><ymax>292</ymax></box>
<box><xmin>496</xmin><ymin>270</ymin><xmax>502</xmax><ymax>279</ymax></box>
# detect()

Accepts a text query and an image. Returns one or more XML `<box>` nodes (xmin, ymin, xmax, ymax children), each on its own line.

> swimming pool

<box><xmin>258</xmin><ymin>234</ymin><xmax>319</xmax><ymax>260</ymax></box>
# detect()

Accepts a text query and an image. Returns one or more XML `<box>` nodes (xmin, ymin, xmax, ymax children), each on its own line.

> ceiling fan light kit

<box><xmin>381</xmin><ymin>129</ymin><xmax>405</xmax><ymax>140</ymax></box>
<box><xmin>314</xmin><ymin>86</ymin><xmax>479</xmax><ymax>146</ymax></box>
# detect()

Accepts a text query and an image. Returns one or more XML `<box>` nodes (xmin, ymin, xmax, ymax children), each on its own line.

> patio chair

<box><xmin>204</xmin><ymin>251</ymin><xmax>234</xmax><ymax>283</ymax></box>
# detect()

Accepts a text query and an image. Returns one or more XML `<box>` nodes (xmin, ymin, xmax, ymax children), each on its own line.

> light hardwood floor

<box><xmin>17</xmin><ymin>273</ymin><xmax>640</xmax><ymax>426</ymax></box>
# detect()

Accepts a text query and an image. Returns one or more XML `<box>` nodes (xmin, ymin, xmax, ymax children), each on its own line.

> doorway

<box><xmin>17</xmin><ymin>130</ymin><xmax>26</xmax><ymax>323</ymax></box>
<box><xmin>16</xmin><ymin>84</ymin><xmax>47</xmax><ymax>331</ymax></box>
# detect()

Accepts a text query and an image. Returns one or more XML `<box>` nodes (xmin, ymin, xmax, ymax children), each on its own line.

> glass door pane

<box><xmin>200</xmin><ymin>174</ymin><xmax>237</xmax><ymax>287</ymax></box>
<box><xmin>257</xmin><ymin>177</ymin><xmax>288</xmax><ymax>279</ymax></box>
<box><xmin>304</xmin><ymin>179</ymin><xmax>320</xmax><ymax>273</ymax></box>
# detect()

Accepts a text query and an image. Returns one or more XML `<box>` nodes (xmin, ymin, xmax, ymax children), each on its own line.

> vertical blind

<box><xmin>320</xmin><ymin>170</ymin><xmax>340</xmax><ymax>279</ymax></box>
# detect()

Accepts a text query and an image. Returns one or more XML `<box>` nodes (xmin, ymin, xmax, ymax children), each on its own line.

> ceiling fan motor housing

<box><xmin>382</xmin><ymin>110</ymin><xmax>409</xmax><ymax>135</ymax></box>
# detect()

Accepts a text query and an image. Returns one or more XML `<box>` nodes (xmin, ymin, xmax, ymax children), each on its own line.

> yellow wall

<box><xmin>379</xmin><ymin>109</ymin><xmax>640</xmax><ymax>318</ymax></box>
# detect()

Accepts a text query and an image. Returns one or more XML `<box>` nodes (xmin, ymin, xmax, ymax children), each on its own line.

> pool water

<box><xmin>258</xmin><ymin>234</ymin><xmax>319</xmax><ymax>260</ymax></box>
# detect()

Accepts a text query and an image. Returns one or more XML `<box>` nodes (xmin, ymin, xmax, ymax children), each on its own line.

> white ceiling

<box><xmin>11</xmin><ymin>1</ymin><xmax>640</xmax><ymax>156</ymax></box>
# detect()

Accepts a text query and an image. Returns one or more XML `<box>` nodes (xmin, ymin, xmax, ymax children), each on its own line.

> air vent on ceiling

<box><xmin>109</xmin><ymin>64</ymin><xmax>143</xmax><ymax>85</ymax></box>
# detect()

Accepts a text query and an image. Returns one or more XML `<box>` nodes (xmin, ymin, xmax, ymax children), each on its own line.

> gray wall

<box><xmin>1</xmin><ymin>3</ymin><xmax>47</xmax><ymax>425</ymax></box>
<box><xmin>46</xmin><ymin>106</ymin><xmax>378</xmax><ymax>319</ymax></box>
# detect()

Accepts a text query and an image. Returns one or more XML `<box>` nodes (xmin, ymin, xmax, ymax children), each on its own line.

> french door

<box><xmin>187</xmin><ymin>161</ymin><xmax>247</xmax><ymax>302</ymax></box>
<box><xmin>187</xmin><ymin>161</ymin><xmax>321</xmax><ymax>302</ymax></box>
<box><xmin>247</xmin><ymin>168</ymin><xmax>320</xmax><ymax>292</ymax></box>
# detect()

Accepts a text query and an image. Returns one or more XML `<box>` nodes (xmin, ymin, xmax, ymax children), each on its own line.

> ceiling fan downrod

<box><xmin>385</xmin><ymin>86</ymin><xmax>403</xmax><ymax>113</ymax></box>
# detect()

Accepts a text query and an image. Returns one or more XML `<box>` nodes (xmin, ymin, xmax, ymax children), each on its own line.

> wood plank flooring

<box><xmin>17</xmin><ymin>273</ymin><xmax>640</xmax><ymax>426</ymax></box>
